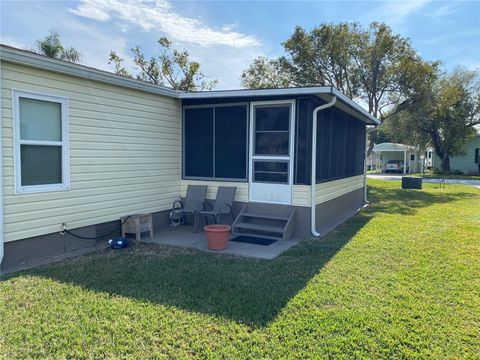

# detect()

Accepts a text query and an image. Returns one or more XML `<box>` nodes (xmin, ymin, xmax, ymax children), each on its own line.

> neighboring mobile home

<box><xmin>430</xmin><ymin>135</ymin><xmax>480</xmax><ymax>174</ymax></box>
<box><xmin>0</xmin><ymin>45</ymin><xmax>379</xmax><ymax>271</ymax></box>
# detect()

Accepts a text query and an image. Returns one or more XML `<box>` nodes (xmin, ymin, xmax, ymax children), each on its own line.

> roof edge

<box><xmin>180</xmin><ymin>86</ymin><xmax>380</xmax><ymax>125</ymax></box>
<box><xmin>0</xmin><ymin>44</ymin><xmax>180</xmax><ymax>98</ymax></box>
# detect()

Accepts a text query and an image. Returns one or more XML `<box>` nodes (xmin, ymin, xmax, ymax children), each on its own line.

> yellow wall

<box><xmin>1</xmin><ymin>62</ymin><xmax>181</xmax><ymax>242</ymax></box>
<box><xmin>292</xmin><ymin>175</ymin><xmax>365</xmax><ymax>207</ymax></box>
<box><xmin>180</xmin><ymin>180</ymin><xmax>248</xmax><ymax>203</ymax></box>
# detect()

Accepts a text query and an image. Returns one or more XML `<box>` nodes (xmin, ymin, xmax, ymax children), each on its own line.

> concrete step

<box><xmin>239</xmin><ymin>212</ymin><xmax>290</xmax><ymax>221</ymax></box>
<box><xmin>233</xmin><ymin>222</ymin><xmax>284</xmax><ymax>234</ymax></box>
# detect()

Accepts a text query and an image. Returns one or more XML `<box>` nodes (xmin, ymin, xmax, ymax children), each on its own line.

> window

<box><xmin>428</xmin><ymin>151</ymin><xmax>432</xmax><ymax>159</ymax></box>
<box><xmin>253</xmin><ymin>160</ymin><xmax>288</xmax><ymax>183</ymax></box>
<box><xmin>183</xmin><ymin>104</ymin><xmax>247</xmax><ymax>180</ymax></box>
<box><xmin>13</xmin><ymin>90</ymin><xmax>69</xmax><ymax>193</ymax></box>
<box><xmin>475</xmin><ymin>148</ymin><xmax>479</xmax><ymax>164</ymax></box>
<box><xmin>410</xmin><ymin>154</ymin><xmax>415</xmax><ymax>161</ymax></box>
<box><xmin>254</xmin><ymin>105</ymin><xmax>290</xmax><ymax>155</ymax></box>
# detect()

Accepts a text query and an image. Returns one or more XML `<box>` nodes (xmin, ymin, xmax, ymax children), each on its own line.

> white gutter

<box><xmin>311</xmin><ymin>95</ymin><xmax>337</xmax><ymax>237</ymax></box>
<box><xmin>364</xmin><ymin>128</ymin><xmax>369</xmax><ymax>203</ymax></box>
<box><xmin>364</xmin><ymin>126</ymin><xmax>377</xmax><ymax>203</ymax></box>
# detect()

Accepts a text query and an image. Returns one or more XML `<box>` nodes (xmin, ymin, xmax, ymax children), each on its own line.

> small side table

<box><xmin>121</xmin><ymin>214</ymin><xmax>153</xmax><ymax>241</ymax></box>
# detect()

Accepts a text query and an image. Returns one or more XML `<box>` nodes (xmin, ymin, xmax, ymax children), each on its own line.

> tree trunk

<box><xmin>440</xmin><ymin>154</ymin><xmax>451</xmax><ymax>173</ymax></box>
<box><xmin>366</xmin><ymin>128</ymin><xmax>376</xmax><ymax>156</ymax></box>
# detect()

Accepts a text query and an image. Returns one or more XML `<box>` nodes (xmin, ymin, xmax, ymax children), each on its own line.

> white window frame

<box><xmin>12</xmin><ymin>89</ymin><xmax>70</xmax><ymax>194</ymax></box>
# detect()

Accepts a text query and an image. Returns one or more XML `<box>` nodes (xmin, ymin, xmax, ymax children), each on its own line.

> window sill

<box><xmin>182</xmin><ymin>177</ymin><xmax>247</xmax><ymax>182</ymax></box>
<box><xmin>15</xmin><ymin>184</ymin><xmax>70</xmax><ymax>195</ymax></box>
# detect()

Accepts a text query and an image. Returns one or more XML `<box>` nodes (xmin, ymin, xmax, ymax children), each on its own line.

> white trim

<box><xmin>12</xmin><ymin>89</ymin><xmax>70</xmax><ymax>194</ymax></box>
<box><xmin>249</xmin><ymin>99</ymin><xmax>296</xmax><ymax>205</ymax></box>
<box><xmin>180</xmin><ymin>87</ymin><xmax>332</xmax><ymax>99</ymax></box>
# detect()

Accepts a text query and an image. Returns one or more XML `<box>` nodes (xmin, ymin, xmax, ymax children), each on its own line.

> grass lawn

<box><xmin>1</xmin><ymin>179</ymin><xmax>479</xmax><ymax>358</ymax></box>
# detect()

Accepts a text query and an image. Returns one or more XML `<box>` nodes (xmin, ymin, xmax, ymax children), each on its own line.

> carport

<box><xmin>373</xmin><ymin>143</ymin><xmax>420</xmax><ymax>174</ymax></box>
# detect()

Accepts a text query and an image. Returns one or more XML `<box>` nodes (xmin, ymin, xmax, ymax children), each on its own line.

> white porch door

<box><xmin>249</xmin><ymin>100</ymin><xmax>295</xmax><ymax>205</ymax></box>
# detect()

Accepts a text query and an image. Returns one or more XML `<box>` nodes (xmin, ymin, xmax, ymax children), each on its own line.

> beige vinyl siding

<box><xmin>291</xmin><ymin>175</ymin><xmax>364</xmax><ymax>207</ymax></box>
<box><xmin>292</xmin><ymin>185</ymin><xmax>311</xmax><ymax>207</ymax></box>
<box><xmin>316</xmin><ymin>175</ymin><xmax>364</xmax><ymax>204</ymax></box>
<box><xmin>1</xmin><ymin>62</ymin><xmax>181</xmax><ymax>242</ymax></box>
<box><xmin>180</xmin><ymin>180</ymin><xmax>248</xmax><ymax>203</ymax></box>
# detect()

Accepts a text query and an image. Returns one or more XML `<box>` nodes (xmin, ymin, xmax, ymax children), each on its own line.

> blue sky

<box><xmin>1</xmin><ymin>0</ymin><xmax>479</xmax><ymax>89</ymax></box>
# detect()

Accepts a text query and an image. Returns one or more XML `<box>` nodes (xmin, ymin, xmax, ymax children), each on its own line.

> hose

<box><xmin>61</xmin><ymin>216</ymin><xmax>132</xmax><ymax>240</ymax></box>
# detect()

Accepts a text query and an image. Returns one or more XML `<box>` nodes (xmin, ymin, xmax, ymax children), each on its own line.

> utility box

<box><xmin>402</xmin><ymin>176</ymin><xmax>422</xmax><ymax>189</ymax></box>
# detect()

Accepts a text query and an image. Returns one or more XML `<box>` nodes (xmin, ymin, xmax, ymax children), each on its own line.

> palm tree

<box><xmin>35</xmin><ymin>30</ymin><xmax>80</xmax><ymax>63</ymax></box>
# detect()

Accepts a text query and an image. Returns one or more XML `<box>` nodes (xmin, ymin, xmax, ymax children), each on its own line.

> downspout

<box><xmin>364</xmin><ymin>126</ymin><xmax>378</xmax><ymax>203</ymax></box>
<box><xmin>364</xmin><ymin>128</ymin><xmax>368</xmax><ymax>203</ymax></box>
<box><xmin>311</xmin><ymin>95</ymin><xmax>337</xmax><ymax>237</ymax></box>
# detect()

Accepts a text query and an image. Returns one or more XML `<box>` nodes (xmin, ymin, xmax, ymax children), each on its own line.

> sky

<box><xmin>1</xmin><ymin>0</ymin><xmax>479</xmax><ymax>89</ymax></box>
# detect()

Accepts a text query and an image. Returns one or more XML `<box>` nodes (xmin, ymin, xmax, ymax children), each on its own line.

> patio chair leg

<box><xmin>193</xmin><ymin>212</ymin><xmax>199</xmax><ymax>233</ymax></box>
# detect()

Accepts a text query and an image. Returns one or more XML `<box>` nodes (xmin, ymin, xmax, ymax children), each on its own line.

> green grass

<box><xmin>1</xmin><ymin>179</ymin><xmax>479</xmax><ymax>358</ymax></box>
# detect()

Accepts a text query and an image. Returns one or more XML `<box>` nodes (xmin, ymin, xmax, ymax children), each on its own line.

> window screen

<box><xmin>20</xmin><ymin>98</ymin><xmax>62</xmax><ymax>141</ymax></box>
<box><xmin>215</xmin><ymin>106</ymin><xmax>247</xmax><ymax>179</ymax></box>
<box><xmin>184</xmin><ymin>107</ymin><xmax>214</xmax><ymax>178</ymax></box>
<box><xmin>184</xmin><ymin>105</ymin><xmax>247</xmax><ymax>179</ymax></box>
<box><xmin>253</xmin><ymin>160</ymin><xmax>289</xmax><ymax>183</ymax></box>
<box><xmin>21</xmin><ymin>145</ymin><xmax>62</xmax><ymax>186</ymax></box>
<box><xmin>254</xmin><ymin>105</ymin><xmax>290</xmax><ymax>155</ymax></box>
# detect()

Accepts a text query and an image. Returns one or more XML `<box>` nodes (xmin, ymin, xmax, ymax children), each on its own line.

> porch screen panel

<box><xmin>316</xmin><ymin>109</ymin><xmax>366</xmax><ymax>183</ymax></box>
<box><xmin>184</xmin><ymin>107</ymin><xmax>214</xmax><ymax>177</ymax></box>
<box><xmin>215</xmin><ymin>105</ymin><xmax>247</xmax><ymax>179</ymax></box>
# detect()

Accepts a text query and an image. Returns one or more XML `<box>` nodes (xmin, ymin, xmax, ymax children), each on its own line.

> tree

<box><xmin>384</xmin><ymin>68</ymin><xmax>480</xmax><ymax>172</ymax></box>
<box><xmin>108</xmin><ymin>37</ymin><xmax>217</xmax><ymax>91</ymax></box>
<box><xmin>34</xmin><ymin>30</ymin><xmax>80</xmax><ymax>63</ymax></box>
<box><xmin>241</xmin><ymin>22</ymin><xmax>428</xmax><ymax>153</ymax></box>
<box><xmin>241</xmin><ymin>57</ymin><xmax>295</xmax><ymax>89</ymax></box>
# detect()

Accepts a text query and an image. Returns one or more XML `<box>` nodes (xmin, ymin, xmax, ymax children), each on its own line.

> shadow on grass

<box><xmin>367</xmin><ymin>185</ymin><xmax>472</xmax><ymax>215</ymax></box>
<box><xmin>3</xmin><ymin>213</ymin><xmax>370</xmax><ymax>328</ymax></box>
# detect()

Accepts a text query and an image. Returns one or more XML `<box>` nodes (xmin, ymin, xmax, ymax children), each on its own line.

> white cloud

<box><xmin>70</xmin><ymin>0</ymin><xmax>260</xmax><ymax>48</ymax></box>
<box><xmin>367</xmin><ymin>0</ymin><xmax>432</xmax><ymax>27</ymax></box>
<box><xmin>426</xmin><ymin>2</ymin><xmax>457</xmax><ymax>18</ymax></box>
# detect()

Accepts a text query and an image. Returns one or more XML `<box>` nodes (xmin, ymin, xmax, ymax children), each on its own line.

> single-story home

<box><xmin>0</xmin><ymin>45</ymin><xmax>379</xmax><ymax>271</ymax></box>
<box><xmin>371</xmin><ymin>142</ymin><xmax>422</xmax><ymax>174</ymax></box>
<box><xmin>429</xmin><ymin>135</ymin><xmax>480</xmax><ymax>174</ymax></box>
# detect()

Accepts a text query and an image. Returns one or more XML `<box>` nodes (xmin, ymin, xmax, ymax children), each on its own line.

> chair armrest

<box><xmin>194</xmin><ymin>201</ymin><xmax>208</xmax><ymax>212</ymax></box>
<box><xmin>201</xmin><ymin>201</ymin><xmax>213</xmax><ymax>211</ymax></box>
<box><xmin>218</xmin><ymin>203</ymin><xmax>232</xmax><ymax>214</ymax></box>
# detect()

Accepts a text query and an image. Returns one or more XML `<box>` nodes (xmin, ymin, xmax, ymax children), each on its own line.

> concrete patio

<box><xmin>141</xmin><ymin>225</ymin><xmax>304</xmax><ymax>259</ymax></box>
